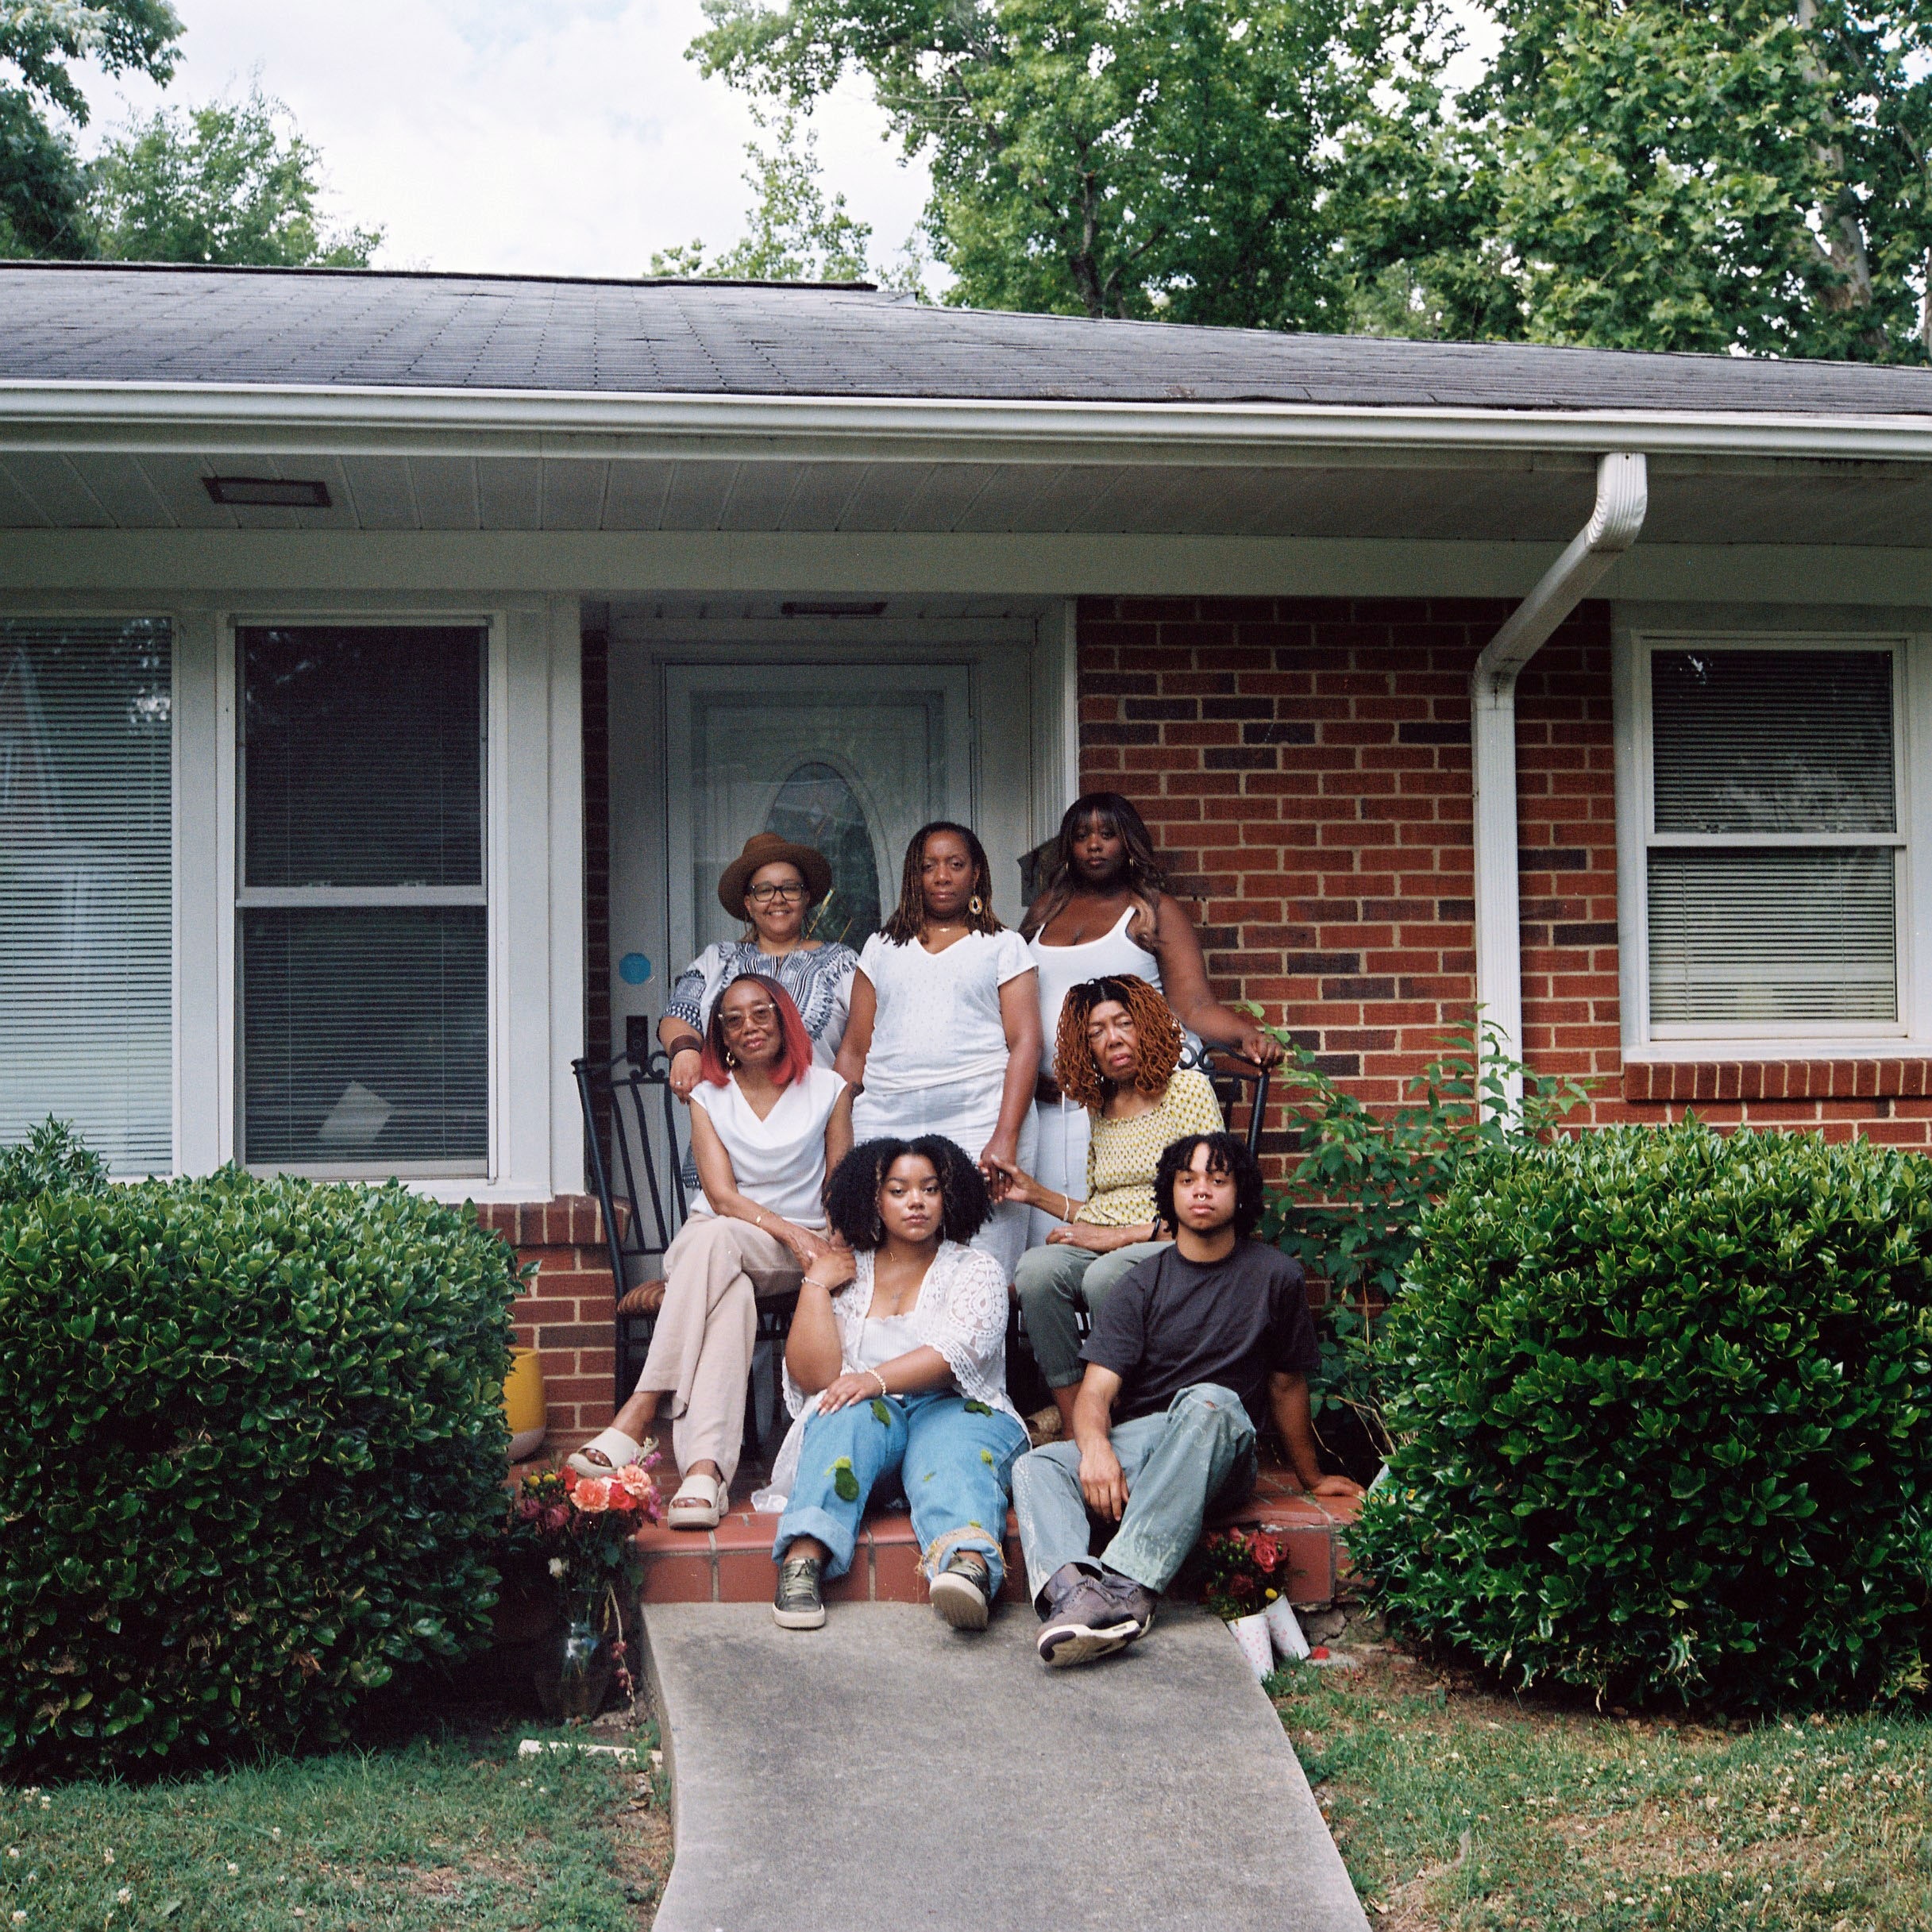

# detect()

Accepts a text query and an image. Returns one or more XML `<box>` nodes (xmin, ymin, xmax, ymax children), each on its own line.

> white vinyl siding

<box><xmin>0</xmin><ymin>618</ymin><xmax>173</xmax><ymax>1174</ymax></box>
<box><xmin>1638</xmin><ymin>638</ymin><xmax>1907</xmax><ymax>1037</ymax></box>
<box><xmin>237</xmin><ymin>625</ymin><xmax>489</xmax><ymax>1174</ymax></box>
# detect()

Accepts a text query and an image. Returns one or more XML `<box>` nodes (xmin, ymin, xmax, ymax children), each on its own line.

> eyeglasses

<box><xmin>746</xmin><ymin>882</ymin><xmax>808</xmax><ymax>904</ymax></box>
<box><xmin>721</xmin><ymin>1004</ymin><xmax>780</xmax><ymax>1031</ymax></box>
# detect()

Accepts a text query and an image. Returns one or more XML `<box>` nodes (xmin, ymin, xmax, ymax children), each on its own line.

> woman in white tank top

<box><xmin>1023</xmin><ymin>792</ymin><xmax>1283</xmax><ymax>1243</ymax></box>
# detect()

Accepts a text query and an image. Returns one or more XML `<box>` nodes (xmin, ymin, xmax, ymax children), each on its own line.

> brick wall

<box><xmin>479</xmin><ymin>1198</ymin><xmax>616</xmax><ymax>1442</ymax></box>
<box><xmin>1076</xmin><ymin>593</ymin><xmax>1921</xmax><ymax>1148</ymax></box>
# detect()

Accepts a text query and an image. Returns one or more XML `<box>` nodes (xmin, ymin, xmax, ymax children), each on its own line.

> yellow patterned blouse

<box><xmin>1076</xmin><ymin>1070</ymin><xmax>1227</xmax><ymax>1227</ymax></box>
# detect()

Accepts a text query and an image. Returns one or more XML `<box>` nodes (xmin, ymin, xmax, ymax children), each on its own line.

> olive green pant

<box><xmin>1013</xmin><ymin>1239</ymin><xmax>1170</xmax><ymax>1390</ymax></box>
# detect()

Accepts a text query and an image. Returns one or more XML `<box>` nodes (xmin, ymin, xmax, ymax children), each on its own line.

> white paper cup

<box><xmin>1264</xmin><ymin>1596</ymin><xmax>1310</xmax><ymax>1660</ymax></box>
<box><xmin>1226</xmin><ymin>1612</ymin><xmax>1275</xmax><ymax>1680</ymax></box>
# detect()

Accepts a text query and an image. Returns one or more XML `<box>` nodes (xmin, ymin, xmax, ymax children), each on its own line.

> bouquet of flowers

<box><xmin>503</xmin><ymin>1460</ymin><xmax>663</xmax><ymax>1707</ymax></box>
<box><xmin>504</xmin><ymin>1460</ymin><xmax>663</xmax><ymax>1600</ymax></box>
<box><xmin>1197</xmin><ymin>1527</ymin><xmax>1291</xmax><ymax>1622</ymax></box>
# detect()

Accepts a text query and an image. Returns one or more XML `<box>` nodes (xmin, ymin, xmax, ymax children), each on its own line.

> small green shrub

<box><xmin>1258</xmin><ymin>1014</ymin><xmax>1588</xmax><ymax>1452</ymax></box>
<box><xmin>1354</xmin><ymin>1119</ymin><xmax>1932</xmax><ymax>1711</ymax></box>
<box><xmin>0</xmin><ymin>1117</ymin><xmax>110</xmax><ymax>1206</ymax></box>
<box><xmin>0</xmin><ymin>1169</ymin><xmax>519</xmax><ymax>1777</ymax></box>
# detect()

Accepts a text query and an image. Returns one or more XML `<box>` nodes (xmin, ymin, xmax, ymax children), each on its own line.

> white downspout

<box><xmin>1471</xmin><ymin>450</ymin><xmax>1648</xmax><ymax>1105</ymax></box>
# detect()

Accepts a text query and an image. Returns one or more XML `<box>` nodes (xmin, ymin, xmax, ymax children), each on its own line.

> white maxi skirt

<box><xmin>852</xmin><ymin>1070</ymin><xmax>1038</xmax><ymax>1279</ymax></box>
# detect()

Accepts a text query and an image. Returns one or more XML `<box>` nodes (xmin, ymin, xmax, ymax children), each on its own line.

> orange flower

<box><xmin>573</xmin><ymin>1478</ymin><xmax>613</xmax><ymax>1513</ymax></box>
<box><xmin>612</xmin><ymin>1464</ymin><xmax>655</xmax><ymax>1502</ymax></box>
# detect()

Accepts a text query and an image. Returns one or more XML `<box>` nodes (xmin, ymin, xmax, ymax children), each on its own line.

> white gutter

<box><xmin>1471</xmin><ymin>450</ymin><xmax>1647</xmax><ymax>1103</ymax></box>
<box><xmin>2</xmin><ymin>380</ymin><xmax>1932</xmax><ymax>467</ymax></box>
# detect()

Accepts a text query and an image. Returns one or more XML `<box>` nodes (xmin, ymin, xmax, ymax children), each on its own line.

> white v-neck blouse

<box><xmin>688</xmin><ymin>1063</ymin><xmax>846</xmax><ymax>1227</ymax></box>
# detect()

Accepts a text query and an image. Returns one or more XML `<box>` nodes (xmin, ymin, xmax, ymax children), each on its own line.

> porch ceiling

<box><xmin>4</xmin><ymin>447</ymin><xmax>1931</xmax><ymax>549</ymax></box>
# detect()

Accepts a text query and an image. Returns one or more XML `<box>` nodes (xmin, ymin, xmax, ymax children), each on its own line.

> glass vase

<box><xmin>535</xmin><ymin>1587</ymin><xmax>615</xmax><ymax>1722</ymax></box>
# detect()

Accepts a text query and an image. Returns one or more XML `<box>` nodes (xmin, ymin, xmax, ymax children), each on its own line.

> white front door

<box><xmin>663</xmin><ymin>661</ymin><xmax>975</xmax><ymax>969</ymax></box>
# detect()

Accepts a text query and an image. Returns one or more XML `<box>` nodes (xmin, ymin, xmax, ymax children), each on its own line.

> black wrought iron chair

<box><xmin>1184</xmin><ymin>1045</ymin><xmax>1274</xmax><ymax>1159</ymax></box>
<box><xmin>574</xmin><ymin>1047</ymin><xmax>800</xmax><ymax>1449</ymax></box>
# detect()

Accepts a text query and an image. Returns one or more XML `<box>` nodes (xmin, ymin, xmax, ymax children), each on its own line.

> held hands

<box><xmin>668</xmin><ymin>1044</ymin><xmax>703</xmax><ymax>1100</ymax></box>
<box><xmin>1079</xmin><ymin>1440</ymin><xmax>1131</xmax><ymax>1521</ymax></box>
<box><xmin>978</xmin><ymin>1134</ymin><xmax>1020</xmax><ymax>1202</ymax></box>
<box><xmin>985</xmin><ymin>1155</ymin><xmax>1043</xmax><ymax>1209</ymax></box>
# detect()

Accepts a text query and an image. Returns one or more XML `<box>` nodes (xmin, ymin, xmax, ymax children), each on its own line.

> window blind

<box><xmin>239</xmin><ymin>627</ymin><xmax>487</xmax><ymax>1172</ymax></box>
<box><xmin>0</xmin><ymin>619</ymin><xmax>172</xmax><ymax>1174</ymax></box>
<box><xmin>1648</xmin><ymin>646</ymin><xmax>1899</xmax><ymax>1028</ymax></box>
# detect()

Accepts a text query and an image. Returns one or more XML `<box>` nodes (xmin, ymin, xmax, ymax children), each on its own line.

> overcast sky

<box><xmin>71</xmin><ymin>0</ymin><xmax>934</xmax><ymax>280</ymax></box>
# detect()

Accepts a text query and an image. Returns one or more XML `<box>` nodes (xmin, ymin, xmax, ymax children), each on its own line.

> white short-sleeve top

<box><xmin>856</xmin><ymin>928</ymin><xmax>1036</xmax><ymax>1093</ymax></box>
<box><xmin>688</xmin><ymin>1062</ymin><xmax>846</xmax><ymax>1227</ymax></box>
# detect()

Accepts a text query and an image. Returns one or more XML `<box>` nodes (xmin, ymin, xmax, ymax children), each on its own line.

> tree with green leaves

<box><xmin>0</xmin><ymin>0</ymin><xmax>180</xmax><ymax>257</ymax></box>
<box><xmin>650</xmin><ymin>106</ymin><xmax>880</xmax><ymax>282</ymax></box>
<box><xmin>87</xmin><ymin>85</ymin><xmax>382</xmax><ymax>267</ymax></box>
<box><xmin>689</xmin><ymin>0</ymin><xmax>1382</xmax><ymax>326</ymax></box>
<box><xmin>1340</xmin><ymin>0</ymin><xmax>1932</xmax><ymax>360</ymax></box>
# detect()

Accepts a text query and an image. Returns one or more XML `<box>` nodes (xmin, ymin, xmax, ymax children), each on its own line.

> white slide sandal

<box><xmin>566</xmin><ymin>1427</ymin><xmax>650</xmax><ymax>1479</ymax></box>
<box><xmin>667</xmin><ymin>1470</ymin><xmax>726</xmax><ymax>1529</ymax></box>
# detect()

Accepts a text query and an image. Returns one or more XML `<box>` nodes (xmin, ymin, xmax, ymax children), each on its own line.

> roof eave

<box><xmin>2</xmin><ymin>378</ymin><xmax>1932</xmax><ymax>467</ymax></box>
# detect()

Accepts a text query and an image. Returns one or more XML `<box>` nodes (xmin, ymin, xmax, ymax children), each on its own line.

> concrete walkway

<box><xmin>642</xmin><ymin>1601</ymin><xmax>1370</xmax><ymax>1932</ymax></box>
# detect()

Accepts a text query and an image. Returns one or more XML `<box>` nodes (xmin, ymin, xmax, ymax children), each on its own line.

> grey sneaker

<box><xmin>773</xmin><ymin>1554</ymin><xmax>825</xmax><ymax>1629</ymax></box>
<box><xmin>1036</xmin><ymin>1563</ymin><xmax>1139</xmax><ymax>1668</ymax></box>
<box><xmin>1098</xmin><ymin>1568</ymin><xmax>1159</xmax><ymax>1639</ymax></box>
<box><xmin>929</xmin><ymin>1552</ymin><xmax>992</xmax><ymax>1632</ymax></box>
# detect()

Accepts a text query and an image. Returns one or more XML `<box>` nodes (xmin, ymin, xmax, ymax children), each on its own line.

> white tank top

<box><xmin>1028</xmin><ymin>906</ymin><xmax>1163</xmax><ymax>1066</ymax></box>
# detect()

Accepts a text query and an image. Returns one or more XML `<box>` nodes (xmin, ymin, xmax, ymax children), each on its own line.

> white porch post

<box><xmin>1471</xmin><ymin>451</ymin><xmax>1648</xmax><ymax>1103</ymax></box>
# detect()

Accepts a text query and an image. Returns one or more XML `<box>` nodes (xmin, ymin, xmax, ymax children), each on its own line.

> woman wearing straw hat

<box><xmin>657</xmin><ymin>833</ymin><xmax>861</xmax><ymax>1099</ymax></box>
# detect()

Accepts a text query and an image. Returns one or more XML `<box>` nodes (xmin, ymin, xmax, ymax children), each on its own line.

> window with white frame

<box><xmin>1640</xmin><ymin>638</ymin><xmax>1903</xmax><ymax>1036</ymax></box>
<box><xmin>237</xmin><ymin>625</ymin><xmax>488</xmax><ymax>1174</ymax></box>
<box><xmin>0</xmin><ymin>617</ymin><xmax>173</xmax><ymax>1174</ymax></box>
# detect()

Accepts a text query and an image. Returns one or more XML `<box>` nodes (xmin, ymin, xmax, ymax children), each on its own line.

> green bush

<box><xmin>1355</xmin><ymin>1120</ymin><xmax>1932</xmax><ymax>1712</ymax></box>
<box><xmin>1257</xmin><ymin>1014</ymin><xmax>1588</xmax><ymax>1453</ymax></box>
<box><xmin>0</xmin><ymin>1169</ymin><xmax>519</xmax><ymax>1776</ymax></box>
<box><xmin>0</xmin><ymin>1117</ymin><xmax>110</xmax><ymax>1206</ymax></box>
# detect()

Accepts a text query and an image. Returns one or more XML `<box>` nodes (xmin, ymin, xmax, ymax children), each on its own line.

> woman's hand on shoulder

<box><xmin>667</xmin><ymin>1044</ymin><xmax>703</xmax><ymax>1099</ymax></box>
<box><xmin>800</xmin><ymin>1240</ymin><xmax>858</xmax><ymax>1293</ymax></box>
<box><xmin>779</xmin><ymin>1222</ymin><xmax>832</xmax><ymax>1269</ymax></box>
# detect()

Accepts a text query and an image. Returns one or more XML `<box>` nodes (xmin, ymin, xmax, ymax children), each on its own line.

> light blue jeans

<box><xmin>775</xmin><ymin>1390</ymin><xmax>1030</xmax><ymax>1595</ymax></box>
<box><xmin>1011</xmin><ymin>1382</ymin><xmax>1257</xmax><ymax>1606</ymax></box>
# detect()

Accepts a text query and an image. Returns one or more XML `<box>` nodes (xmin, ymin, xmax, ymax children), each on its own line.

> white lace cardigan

<box><xmin>763</xmin><ymin>1241</ymin><xmax>1022</xmax><ymax>1506</ymax></box>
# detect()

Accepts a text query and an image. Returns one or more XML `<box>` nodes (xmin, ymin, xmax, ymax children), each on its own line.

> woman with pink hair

<box><xmin>570</xmin><ymin>973</ymin><xmax>853</xmax><ymax>1529</ymax></box>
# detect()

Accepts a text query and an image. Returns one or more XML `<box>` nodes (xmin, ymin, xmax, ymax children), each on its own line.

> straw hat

<box><xmin>716</xmin><ymin>833</ymin><xmax>833</xmax><ymax>916</ymax></box>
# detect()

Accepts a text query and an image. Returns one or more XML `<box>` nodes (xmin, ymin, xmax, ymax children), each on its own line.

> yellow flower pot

<box><xmin>503</xmin><ymin>1347</ymin><xmax>547</xmax><ymax>1463</ymax></box>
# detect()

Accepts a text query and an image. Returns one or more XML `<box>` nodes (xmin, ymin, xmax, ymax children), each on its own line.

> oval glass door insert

<box><xmin>765</xmin><ymin>762</ymin><xmax>881</xmax><ymax>948</ymax></box>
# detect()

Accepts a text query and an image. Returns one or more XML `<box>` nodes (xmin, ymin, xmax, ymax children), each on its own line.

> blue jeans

<box><xmin>774</xmin><ymin>1390</ymin><xmax>1030</xmax><ymax>1594</ymax></box>
<box><xmin>1011</xmin><ymin>1382</ymin><xmax>1257</xmax><ymax>1606</ymax></box>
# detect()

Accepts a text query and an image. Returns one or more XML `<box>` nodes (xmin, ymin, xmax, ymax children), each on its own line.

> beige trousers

<box><xmin>634</xmin><ymin>1215</ymin><xmax>801</xmax><ymax>1487</ymax></box>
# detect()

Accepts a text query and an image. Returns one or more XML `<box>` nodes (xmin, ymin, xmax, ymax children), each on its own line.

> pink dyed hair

<box><xmin>700</xmin><ymin>974</ymin><xmax>814</xmax><ymax>1089</ymax></box>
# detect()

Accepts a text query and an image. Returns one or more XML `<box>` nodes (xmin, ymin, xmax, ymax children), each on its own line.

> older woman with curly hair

<box><xmin>765</xmin><ymin>1135</ymin><xmax>1029</xmax><ymax>1634</ymax></box>
<box><xmin>993</xmin><ymin>974</ymin><xmax>1225</xmax><ymax>1435</ymax></box>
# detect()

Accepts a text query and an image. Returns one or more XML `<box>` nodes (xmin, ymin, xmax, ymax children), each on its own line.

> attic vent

<box><xmin>204</xmin><ymin>476</ymin><xmax>332</xmax><ymax>509</ymax></box>
<box><xmin>780</xmin><ymin>600</ymin><xmax>887</xmax><ymax>619</ymax></box>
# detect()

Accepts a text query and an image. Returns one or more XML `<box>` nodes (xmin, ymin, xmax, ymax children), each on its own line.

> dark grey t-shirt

<box><xmin>1081</xmin><ymin>1239</ymin><xmax>1320</xmax><ymax>1430</ymax></box>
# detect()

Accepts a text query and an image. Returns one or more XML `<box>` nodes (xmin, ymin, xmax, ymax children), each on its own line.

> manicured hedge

<box><xmin>1353</xmin><ymin>1120</ymin><xmax>1932</xmax><ymax>1710</ymax></box>
<box><xmin>0</xmin><ymin>1169</ymin><xmax>519</xmax><ymax>1776</ymax></box>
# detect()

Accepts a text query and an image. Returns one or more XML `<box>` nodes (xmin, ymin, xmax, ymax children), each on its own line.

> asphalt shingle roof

<box><xmin>5</xmin><ymin>261</ymin><xmax>1932</xmax><ymax>416</ymax></box>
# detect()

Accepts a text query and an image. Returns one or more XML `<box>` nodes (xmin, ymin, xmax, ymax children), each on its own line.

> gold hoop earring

<box><xmin>969</xmin><ymin>895</ymin><xmax>984</xmax><ymax>917</ymax></box>
<box><xmin>724</xmin><ymin>1048</ymin><xmax>736</xmax><ymax>1068</ymax></box>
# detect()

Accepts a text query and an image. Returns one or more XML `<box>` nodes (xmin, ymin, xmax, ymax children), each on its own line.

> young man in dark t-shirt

<box><xmin>1011</xmin><ymin>1131</ymin><xmax>1361</xmax><ymax>1668</ymax></box>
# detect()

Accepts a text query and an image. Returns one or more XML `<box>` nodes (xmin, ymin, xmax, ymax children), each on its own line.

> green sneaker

<box><xmin>929</xmin><ymin>1551</ymin><xmax>992</xmax><ymax>1631</ymax></box>
<box><xmin>773</xmin><ymin>1554</ymin><xmax>826</xmax><ymax>1629</ymax></box>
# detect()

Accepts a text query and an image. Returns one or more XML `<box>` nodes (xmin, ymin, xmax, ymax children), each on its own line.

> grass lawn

<box><xmin>1273</xmin><ymin>1642</ymin><xmax>1932</xmax><ymax>1932</ymax></box>
<box><xmin>0</xmin><ymin>1698</ymin><xmax>670</xmax><ymax>1932</ymax></box>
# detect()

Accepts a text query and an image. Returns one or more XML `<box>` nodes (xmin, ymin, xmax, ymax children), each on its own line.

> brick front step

<box><xmin>634</xmin><ymin>1463</ymin><xmax>1359</xmax><ymax>1609</ymax></box>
